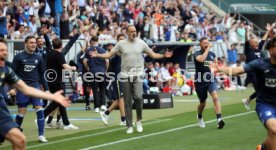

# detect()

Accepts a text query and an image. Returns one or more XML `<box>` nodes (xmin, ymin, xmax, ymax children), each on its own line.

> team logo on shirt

<box><xmin>265</xmin><ymin>111</ymin><xmax>272</xmax><ymax>116</ymax></box>
<box><xmin>24</xmin><ymin>65</ymin><xmax>36</xmax><ymax>72</ymax></box>
<box><xmin>264</xmin><ymin>70</ymin><xmax>270</xmax><ymax>73</ymax></box>
<box><xmin>265</xmin><ymin>78</ymin><xmax>276</xmax><ymax>88</ymax></box>
<box><xmin>204</xmin><ymin>61</ymin><xmax>212</xmax><ymax>67</ymax></box>
<box><xmin>255</xmin><ymin>52</ymin><xmax>261</xmax><ymax>58</ymax></box>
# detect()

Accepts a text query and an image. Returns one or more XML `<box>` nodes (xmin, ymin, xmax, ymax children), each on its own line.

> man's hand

<box><xmin>265</xmin><ymin>23</ymin><xmax>274</xmax><ymax>31</ymax></box>
<box><xmin>89</xmin><ymin>48</ymin><xmax>98</xmax><ymax>57</ymax></box>
<box><xmin>8</xmin><ymin>89</ymin><xmax>16</xmax><ymax>96</ymax></box>
<box><xmin>71</xmin><ymin>66</ymin><xmax>77</xmax><ymax>71</ymax></box>
<box><xmin>206</xmin><ymin>43</ymin><xmax>213</xmax><ymax>51</ymax></box>
<box><xmin>245</xmin><ymin>25</ymin><xmax>252</xmax><ymax>31</ymax></box>
<box><xmin>164</xmin><ymin>49</ymin><xmax>173</xmax><ymax>58</ymax></box>
<box><xmin>41</xmin><ymin>26</ymin><xmax>49</xmax><ymax>35</ymax></box>
<box><xmin>53</xmin><ymin>90</ymin><xmax>70</xmax><ymax>107</ymax></box>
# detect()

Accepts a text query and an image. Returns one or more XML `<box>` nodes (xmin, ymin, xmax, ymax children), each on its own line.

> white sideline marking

<box><xmin>175</xmin><ymin>98</ymin><xmax>230</xmax><ymax>102</ymax></box>
<box><xmin>80</xmin><ymin>111</ymin><xmax>255</xmax><ymax>150</ymax></box>
<box><xmin>27</xmin><ymin>119</ymin><xmax>172</xmax><ymax>149</ymax></box>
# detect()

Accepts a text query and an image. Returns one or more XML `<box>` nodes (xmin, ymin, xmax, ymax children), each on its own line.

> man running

<box><xmin>193</xmin><ymin>37</ymin><xmax>225</xmax><ymax>129</ymax></box>
<box><xmin>211</xmin><ymin>37</ymin><xmax>276</xmax><ymax>150</ymax></box>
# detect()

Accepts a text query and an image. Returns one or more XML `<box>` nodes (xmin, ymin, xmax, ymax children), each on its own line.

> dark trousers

<box><xmin>90</xmin><ymin>81</ymin><xmax>106</xmax><ymax>108</ymax></box>
<box><xmin>44</xmin><ymin>101</ymin><xmax>70</xmax><ymax>125</ymax></box>
<box><xmin>44</xmin><ymin>85</ymin><xmax>70</xmax><ymax>126</ymax></box>
<box><xmin>82</xmin><ymin>80</ymin><xmax>90</xmax><ymax>106</ymax></box>
<box><xmin>246</xmin><ymin>73</ymin><xmax>258</xmax><ymax>100</ymax></box>
<box><xmin>236</xmin><ymin>76</ymin><xmax>242</xmax><ymax>86</ymax></box>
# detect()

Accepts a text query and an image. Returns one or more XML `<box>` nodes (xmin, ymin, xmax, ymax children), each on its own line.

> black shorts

<box><xmin>0</xmin><ymin>99</ymin><xmax>18</xmax><ymax>138</ymax></box>
<box><xmin>106</xmin><ymin>80</ymin><xmax>123</xmax><ymax>101</ymax></box>
<box><xmin>195</xmin><ymin>82</ymin><xmax>218</xmax><ymax>102</ymax></box>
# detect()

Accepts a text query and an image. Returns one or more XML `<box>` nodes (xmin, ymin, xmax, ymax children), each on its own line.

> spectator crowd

<box><xmin>0</xmin><ymin>0</ymin><xmax>256</xmax><ymax>43</ymax></box>
<box><xmin>0</xmin><ymin>0</ymin><xmax>275</xmax><ymax>97</ymax></box>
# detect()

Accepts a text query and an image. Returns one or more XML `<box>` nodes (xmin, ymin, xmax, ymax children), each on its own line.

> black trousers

<box><xmin>82</xmin><ymin>79</ymin><xmax>90</xmax><ymax>106</ymax></box>
<box><xmin>44</xmin><ymin>85</ymin><xmax>70</xmax><ymax>126</ymax></box>
<box><xmin>247</xmin><ymin>73</ymin><xmax>258</xmax><ymax>100</ymax></box>
<box><xmin>90</xmin><ymin>80</ymin><xmax>106</xmax><ymax>109</ymax></box>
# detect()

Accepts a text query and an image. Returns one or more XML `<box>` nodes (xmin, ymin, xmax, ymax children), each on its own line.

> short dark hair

<box><xmin>0</xmin><ymin>38</ymin><xmax>7</xmax><ymax>45</ymax></box>
<box><xmin>36</xmin><ymin>37</ymin><xmax>42</xmax><ymax>41</ymax></box>
<box><xmin>266</xmin><ymin>38</ymin><xmax>276</xmax><ymax>50</ymax></box>
<box><xmin>90</xmin><ymin>36</ymin><xmax>99</xmax><ymax>42</ymax></box>
<box><xmin>116</xmin><ymin>33</ymin><xmax>126</xmax><ymax>40</ymax></box>
<box><xmin>19</xmin><ymin>24</ymin><xmax>25</xmax><ymax>28</ymax></box>
<box><xmin>52</xmin><ymin>38</ymin><xmax>62</xmax><ymax>49</ymax></box>
<box><xmin>24</xmin><ymin>35</ymin><xmax>36</xmax><ymax>43</ymax></box>
<box><xmin>199</xmin><ymin>37</ymin><xmax>208</xmax><ymax>43</ymax></box>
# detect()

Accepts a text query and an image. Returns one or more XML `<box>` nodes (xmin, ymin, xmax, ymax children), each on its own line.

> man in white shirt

<box><xmin>91</xmin><ymin>25</ymin><xmax>173</xmax><ymax>134</ymax></box>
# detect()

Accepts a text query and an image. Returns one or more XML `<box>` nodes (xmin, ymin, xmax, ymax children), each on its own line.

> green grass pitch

<box><xmin>1</xmin><ymin>88</ymin><xmax>266</xmax><ymax>150</ymax></box>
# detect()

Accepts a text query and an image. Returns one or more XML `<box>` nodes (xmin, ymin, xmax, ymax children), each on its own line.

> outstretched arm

<box><xmin>145</xmin><ymin>48</ymin><xmax>173</xmax><ymax>59</ymax></box>
<box><xmin>262</xmin><ymin>23</ymin><xmax>275</xmax><ymax>41</ymax></box>
<box><xmin>41</xmin><ymin>27</ymin><xmax>52</xmax><ymax>50</ymax></box>
<box><xmin>90</xmin><ymin>48</ymin><xmax>116</xmax><ymax>59</ymax></box>
<box><xmin>210</xmin><ymin>62</ymin><xmax>245</xmax><ymax>76</ymax></box>
<box><xmin>13</xmin><ymin>80</ymin><xmax>70</xmax><ymax>107</ymax></box>
<box><xmin>245</xmin><ymin>25</ymin><xmax>250</xmax><ymax>42</ymax></box>
<box><xmin>61</xmin><ymin>33</ymin><xmax>80</xmax><ymax>55</ymax></box>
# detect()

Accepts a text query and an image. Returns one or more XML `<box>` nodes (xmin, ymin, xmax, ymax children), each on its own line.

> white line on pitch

<box><xmin>80</xmin><ymin>111</ymin><xmax>254</xmax><ymax>150</ymax></box>
<box><xmin>27</xmin><ymin>118</ymin><xmax>172</xmax><ymax>149</ymax></box>
<box><xmin>175</xmin><ymin>98</ymin><xmax>230</xmax><ymax>102</ymax></box>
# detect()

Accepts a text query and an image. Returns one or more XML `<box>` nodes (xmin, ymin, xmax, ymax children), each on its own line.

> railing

<box><xmin>210</xmin><ymin>0</ymin><xmax>265</xmax><ymax>35</ymax></box>
<box><xmin>6</xmin><ymin>39</ymin><xmax>234</xmax><ymax>65</ymax></box>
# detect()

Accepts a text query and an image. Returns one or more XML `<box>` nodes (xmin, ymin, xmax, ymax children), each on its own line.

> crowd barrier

<box><xmin>6</xmin><ymin>40</ymin><xmax>232</xmax><ymax>70</ymax></box>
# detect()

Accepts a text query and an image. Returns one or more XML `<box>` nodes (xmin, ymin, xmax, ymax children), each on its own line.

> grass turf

<box><xmin>1</xmin><ymin>88</ymin><xmax>266</xmax><ymax>150</ymax></box>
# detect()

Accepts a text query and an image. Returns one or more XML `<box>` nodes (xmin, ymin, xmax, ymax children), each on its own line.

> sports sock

<box><xmin>47</xmin><ymin>116</ymin><xmax>53</xmax><ymax>124</ymax></box>
<box><xmin>197</xmin><ymin>114</ymin><xmax>202</xmax><ymax>119</ymax></box>
<box><xmin>121</xmin><ymin>116</ymin><xmax>126</xmax><ymax>122</ymax></box>
<box><xmin>36</xmin><ymin>108</ymin><xmax>45</xmax><ymax>136</ymax></box>
<box><xmin>15</xmin><ymin>113</ymin><xmax>24</xmax><ymax>127</ymax></box>
<box><xmin>105</xmin><ymin>110</ymin><xmax>110</xmax><ymax>116</ymax></box>
<box><xmin>85</xmin><ymin>91</ymin><xmax>90</xmax><ymax>106</ymax></box>
<box><xmin>216</xmin><ymin>114</ymin><xmax>222</xmax><ymax>121</ymax></box>
<box><xmin>57</xmin><ymin>114</ymin><xmax>61</xmax><ymax>122</ymax></box>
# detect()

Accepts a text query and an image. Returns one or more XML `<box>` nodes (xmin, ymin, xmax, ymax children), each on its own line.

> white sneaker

<box><xmin>197</xmin><ymin>117</ymin><xmax>205</xmax><ymax>128</ymax></box>
<box><xmin>136</xmin><ymin>121</ymin><xmax>143</xmax><ymax>133</ymax></box>
<box><xmin>126</xmin><ymin>127</ymin><xmax>134</xmax><ymax>134</ymax></box>
<box><xmin>94</xmin><ymin>107</ymin><xmax>100</xmax><ymax>113</ymax></box>
<box><xmin>119</xmin><ymin>121</ymin><xmax>126</xmax><ymax>126</ymax></box>
<box><xmin>45</xmin><ymin>122</ymin><xmax>55</xmax><ymax>129</ymax></box>
<box><xmin>56</xmin><ymin>121</ymin><xmax>63</xmax><ymax>129</ymax></box>
<box><xmin>38</xmin><ymin>135</ymin><xmax>48</xmax><ymax>143</ymax></box>
<box><xmin>63</xmin><ymin>124</ymin><xmax>79</xmax><ymax>130</ymax></box>
<box><xmin>100</xmin><ymin>111</ymin><xmax>109</xmax><ymax>125</ymax></box>
<box><xmin>242</xmin><ymin>98</ymin><xmax>250</xmax><ymax>110</ymax></box>
<box><xmin>100</xmin><ymin>105</ymin><xmax>107</xmax><ymax>111</ymax></box>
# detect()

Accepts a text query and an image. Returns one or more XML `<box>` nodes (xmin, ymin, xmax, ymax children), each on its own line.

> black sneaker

<box><xmin>217</xmin><ymin>120</ymin><xmax>225</xmax><ymax>129</ymax></box>
<box><xmin>85</xmin><ymin>106</ymin><xmax>91</xmax><ymax>110</ymax></box>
